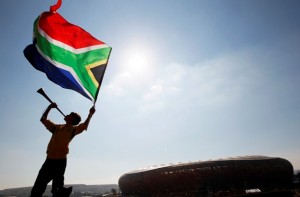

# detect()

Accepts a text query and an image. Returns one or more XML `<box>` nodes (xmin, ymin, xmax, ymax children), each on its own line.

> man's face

<box><xmin>64</xmin><ymin>114</ymin><xmax>74</xmax><ymax>124</ymax></box>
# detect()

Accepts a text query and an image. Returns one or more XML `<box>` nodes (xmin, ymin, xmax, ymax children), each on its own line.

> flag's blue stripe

<box><xmin>24</xmin><ymin>44</ymin><xmax>92</xmax><ymax>100</ymax></box>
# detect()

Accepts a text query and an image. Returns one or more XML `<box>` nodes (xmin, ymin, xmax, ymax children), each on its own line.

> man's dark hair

<box><xmin>70</xmin><ymin>112</ymin><xmax>81</xmax><ymax>125</ymax></box>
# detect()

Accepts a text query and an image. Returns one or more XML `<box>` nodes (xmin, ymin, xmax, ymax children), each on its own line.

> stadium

<box><xmin>118</xmin><ymin>156</ymin><xmax>294</xmax><ymax>196</ymax></box>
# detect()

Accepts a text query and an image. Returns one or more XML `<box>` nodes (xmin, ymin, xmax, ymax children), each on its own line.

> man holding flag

<box><xmin>24</xmin><ymin>0</ymin><xmax>112</xmax><ymax>196</ymax></box>
<box><xmin>30</xmin><ymin>103</ymin><xmax>96</xmax><ymax>197</ymax></box>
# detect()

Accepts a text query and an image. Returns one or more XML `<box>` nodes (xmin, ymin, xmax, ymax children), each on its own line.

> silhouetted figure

<box><xmin>30</xmin><ymin>103</ymin><xmax>96</xmax><ymax>197</ymax></box>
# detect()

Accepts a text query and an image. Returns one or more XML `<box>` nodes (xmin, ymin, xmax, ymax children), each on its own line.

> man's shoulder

<box><xmin>42</xmin><ymin>119</ymin><xmax>54</xmax><ymax>124</ymax></box>
<box><xmin>42</xmin><ymin>119</ymin><xmax>62</xmax><ymax>128</ymax></box>
<box><xmin>73</xmin><ymin>123</ymin><xmax>87</xmax><ymax>133</ymax></box>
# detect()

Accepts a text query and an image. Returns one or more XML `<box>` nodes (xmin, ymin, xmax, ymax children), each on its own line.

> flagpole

<box><xmin>85</xmin><ymin>48</ymin><xmax>111</xmax><ymax>131</ymax></box>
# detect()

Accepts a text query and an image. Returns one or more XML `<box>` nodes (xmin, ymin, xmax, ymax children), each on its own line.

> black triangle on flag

<box><xmin>91</xmin><ymin>64</ymin><xmax>107</xmax><ymax>86</ymax></box>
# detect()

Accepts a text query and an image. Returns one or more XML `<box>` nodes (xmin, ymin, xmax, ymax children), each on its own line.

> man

<box><xmin>30</xmin><ymin>103</ymin><xmax>96</xmax><ymax>197</ymax></box>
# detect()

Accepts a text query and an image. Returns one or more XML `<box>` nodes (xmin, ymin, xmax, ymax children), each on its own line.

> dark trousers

<box><xmin>30</xmin><ymin>158</ymin><xmax>67</xmax><ymax>197</ymax></box>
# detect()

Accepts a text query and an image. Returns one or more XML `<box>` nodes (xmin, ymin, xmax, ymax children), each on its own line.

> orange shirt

<box><xmin>42</xmin><ymin>120</ymin><xmax>87</xmax><ymax>159</ymax></box>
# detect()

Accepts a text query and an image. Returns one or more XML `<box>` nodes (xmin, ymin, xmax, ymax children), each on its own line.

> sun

<box><xmin>123</xmin><ymin>45</ymin><xmax>153</xmax><ymax>78</ymax></box>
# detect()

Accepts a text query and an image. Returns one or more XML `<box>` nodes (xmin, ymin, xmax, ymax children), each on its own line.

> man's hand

<box><xmin>89</xmin><ymin>106</ymin><xmax>96</xmax><ymax>116</ymax></box>
<box><xmin>49</xmin><ymin>102</ymin><xmax>57</xmax><ymax>109</ymax></box>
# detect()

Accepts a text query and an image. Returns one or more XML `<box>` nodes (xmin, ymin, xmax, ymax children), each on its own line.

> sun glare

<box><xmin>124</xmin><ymin>45</ymin><xmax>152</xmax><ymax>77</ymax></box>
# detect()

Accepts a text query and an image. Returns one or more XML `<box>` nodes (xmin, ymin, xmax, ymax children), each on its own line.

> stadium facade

<box><xmin>118</xmin><ymin>156</ymin><xmax>294</xmax><ymax>196</ymax></box>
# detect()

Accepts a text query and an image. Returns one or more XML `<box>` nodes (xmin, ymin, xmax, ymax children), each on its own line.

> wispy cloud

<box><xmin>105</xmin><ymin>48</ymin><xmax>262</xmax><ymax>113</ymax></box>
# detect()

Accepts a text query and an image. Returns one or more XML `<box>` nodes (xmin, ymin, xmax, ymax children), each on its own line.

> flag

<box><xmin>24</xmin><ymin>11</ymin><xmax>112</xmax><ymax>102</ymax></box>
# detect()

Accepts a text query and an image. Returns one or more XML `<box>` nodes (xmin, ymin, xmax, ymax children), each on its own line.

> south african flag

<box><xmin>24</xmin><ymin>11</ymin><xmax>112</xmax><ymax>102</ymax></box>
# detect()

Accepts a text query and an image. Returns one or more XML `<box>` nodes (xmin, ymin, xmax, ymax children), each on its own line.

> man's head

<box><xmin>65</xmin><ymin>112</ymin><xmax>81</xmax><ymax>125</ymax></box>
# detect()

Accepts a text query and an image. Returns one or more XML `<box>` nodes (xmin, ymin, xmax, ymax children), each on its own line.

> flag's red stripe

<box><xmin>38</xmin><ymin>12</ymin><xmax>104</xmax><ymax>49</ymax></box>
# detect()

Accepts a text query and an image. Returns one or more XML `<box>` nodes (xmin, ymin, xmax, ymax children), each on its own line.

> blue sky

<box><xmin>0</xmin><ymin>0</ymin><xmax>300</xmax><ymax>190</ymax></box>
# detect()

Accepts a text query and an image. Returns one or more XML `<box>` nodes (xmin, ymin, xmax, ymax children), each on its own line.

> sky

<box><xmin>0</xmin><ymin>0</ymin><xmax>300</xmax><ymax>190</ymax></box>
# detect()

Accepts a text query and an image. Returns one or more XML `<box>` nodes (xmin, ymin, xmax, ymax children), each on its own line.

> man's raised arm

<box><xmin>40</xmin><ymin>103</ymin><xmax>57</xmax><ymax>122</ymax></box>
<box><xmin>83</xmin><ymin>106</ymin><xmax>96</xmax><ymax>129</ymax></box>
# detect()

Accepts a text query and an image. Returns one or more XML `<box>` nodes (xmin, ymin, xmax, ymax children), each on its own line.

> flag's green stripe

<box><xmin>34</xmin><ymin>26</ymin><xmax>111</xmax><ymax>96</ymax></box>
<box><xmin>36</xmin><ymin>31</ymin><xmax>110</xmax><ymax>66</ymax></box>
